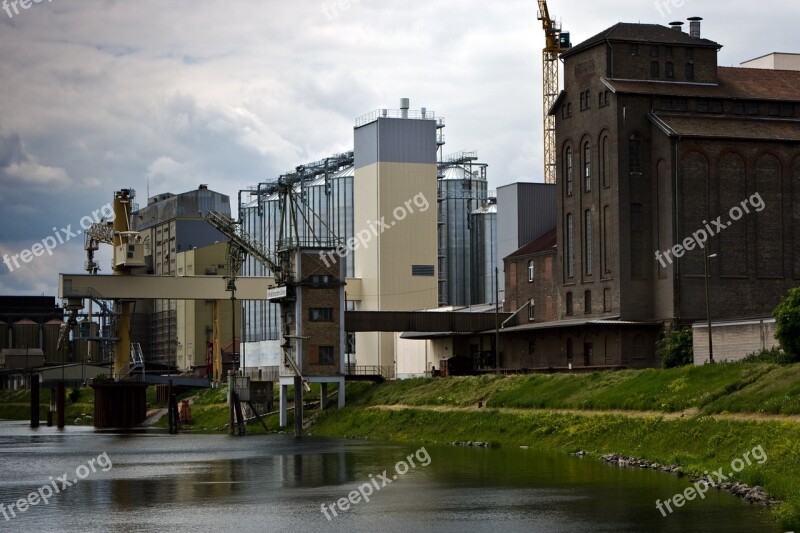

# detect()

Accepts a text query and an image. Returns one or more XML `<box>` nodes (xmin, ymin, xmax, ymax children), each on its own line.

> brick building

<box><xmin>542</xmin><ymin>19</ymin><xmax>800</xmax><ymax>365</ymax></box>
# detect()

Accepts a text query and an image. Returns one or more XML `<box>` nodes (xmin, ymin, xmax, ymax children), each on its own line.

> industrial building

<box><xmin>239</xmin><ymin>100</ymin><xmax>499</xmax><ymax>377</ymax></box>
<box><xmin>131</xmin><ymin>186</ymin><xmax>232</xmax><ymax>367</ymax></box>
<box><xmin>534</xmin><ymin>18</ymin><xmax>800</xmax><ymax>366</ymax></box>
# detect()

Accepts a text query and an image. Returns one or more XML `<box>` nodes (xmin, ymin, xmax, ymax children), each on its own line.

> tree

<box><xmin>657</xmin><ymin>328</ymin><xmax>694</xmax><ymax>368</ymax></box>
<box><xmin>774</xmin><ymin>287</ymin><xmax>800</xmax><ymax>363</ymax></box>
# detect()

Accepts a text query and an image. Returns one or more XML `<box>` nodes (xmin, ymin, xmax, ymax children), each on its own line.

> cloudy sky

<box><xmin>0</xmin><ymin>0</ymin><xmax>797</xmax><ymax>297</ymax></box>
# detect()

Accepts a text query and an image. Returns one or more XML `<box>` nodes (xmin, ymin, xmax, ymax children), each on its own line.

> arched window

<box><xmin>565</xmin><ymin>146</ymin><xmax>574</xmax><ymax>196</ymax></box>
<box><xmin>583</xmin><ymin>141</ymin><xmax>591</xmax><ymax>192</ymax></box>
<box><xmin>566</xmin><ymin>213</ymin><xmax>574</xmax><ymax>278</ymax></box>
<box><xmin>584</xmin><ymin>209</ymin><xmax>593</xmax><ymax>276</ymax></box>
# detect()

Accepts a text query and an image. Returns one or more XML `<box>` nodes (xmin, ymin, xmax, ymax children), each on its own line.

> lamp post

<box><xmin>704</xmin><ymin>252</ymin><xmax>717</xmax><ymax>364</ymax></box>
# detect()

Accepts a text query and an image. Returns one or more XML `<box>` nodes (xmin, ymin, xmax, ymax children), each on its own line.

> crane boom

<box><xmin>536</xmin><ymin>0</ymin><xmax>569</xmax><ymax>184</ymax></box>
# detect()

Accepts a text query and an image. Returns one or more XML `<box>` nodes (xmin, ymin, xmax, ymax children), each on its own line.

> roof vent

<box><xmin>400</xmin><ymin>98</ymin><xmax>410</xmax><ymax>119</ymax></box>
<box><xmin>669</xmin><ymin>21</ymin><xmax>684</xmax><ymax>32</ymax></box>
<box><xmin>688</xmin><ymin>16</ymin><xmax>702</xmax><ymax>38</ymax></box>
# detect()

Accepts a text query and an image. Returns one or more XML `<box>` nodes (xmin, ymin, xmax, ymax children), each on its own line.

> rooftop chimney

<box><xmin>400</xmin><ymin>98</ymin><xmax>410</xmax><ymax>119</ymax></box>
<box><xmin>669</xmin><ymin>21</ymin><xmax>684</xmax><ymax>32</ymax></box>
<box><xmin>688</xmin><ymin>17</ymin><xmax>702</xmax><ymax>38</ymax></box>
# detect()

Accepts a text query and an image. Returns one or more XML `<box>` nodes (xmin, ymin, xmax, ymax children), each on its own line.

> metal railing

<box><xmin>354</xmin><ymin>108</ymin><xmax>440</xmax><ymax>128</ymax></box>
<box><xmin>346</xmin><ymin>365</ymin><xmax>391</xmax><ymax>378</ymax></box>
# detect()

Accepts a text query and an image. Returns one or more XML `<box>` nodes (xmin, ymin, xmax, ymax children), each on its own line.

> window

<box><xmin>710</xmin><ymin>100</ymin><xmax>723</xmax><ymax>113</ymax></box>
<box><xmin>580</xmin><ymin>90</ymin><xmax>591</xmax><ymax>111</ymax></box>
<box><xmin>528</xmin><ymin>260</ymin><xmax>535</xmax><ymax>282</ymax></box>
<box><xmin>584</xmin><ymin>210</ymin><xmax>593</xmax><ymax>276</ymax></box>
<box><xmin>685</xmin><ymin>47</ymin><xmax>694</xmax><ymax>59</ymax></box>
<box><xmin>585</xmin><ymin>290</ymin><xmax>592</xmax><ymax>314</ymax></box>
<box><xmin>528</xmin><ymin>299</ymin><xmax>535</xmax><ymax>321</ymax></box>
<box><xmin>319</xmin><ymin>346</ymin><xmax>334</xmax><ymax>365</ymax></box>
<box><xmin>309</xmin><ymin>307</ymin><xmax>333</xmax><ymax>322</ymax></box>
<box><xmin>580</xmin><ymin>92</ymin><xmax>585</xmax><ymax>110</ymax></box>
<box><xmin>566</xmin><ymin>293</ymin><xmax>574</xmax><ymax>316</ymax></box>
<box><xmin>630</xmin><ymin>44</ymin><xmax>639</xmax><ymax>56</ymax></box>
<box><xmin>566</xmin><ymin>213</ymin><xmax>574</xmax><ymax>278</ymax></box>
<box><xmin>603</xmin><ymin>288</ymin><xmax>612</xmax><ymax>311</ymax></box>
<box><xmin>566</xmin><ymin>337</ymin><xmax>574</xmax><ymax>361</ymax></box>
<box><xmin>665</xmin><ymin>62</ymin><xmax>674</xmax><ymax>79</ymax></box>
<box><xmin>601</xmin><ymin>135</ymin><xmax>610</xmax><ymax>188</ymax></box>
<box><xmin>562</xmin><ymin>103</ymin><xmax>572</xmax><ymax>119</ymax></box>
<box><xmin>629</xmin><ymin>133</ymin><xmax>642</xmax><ymax>174</ymax></box>
<box><xmin>769</xmin><ymin>103</ymin><xmax>795</xmax><ymax>117</ymax></box>
<box><xmin>665</xmin><ymin>45</ymin><xmax>674</xmax><ymax>58</ymax></box>
<box><xmin>685</xmin><ymin>63</ymin><xmax>694</xmax><ymax>80</ymax></box>
<box><xmin>565</xmin><ymin>146</ymin><xmax>574</xmax><ymax>196</ymax></box>
<box><xmin>650</xmin><ymin>45</ymin><xmax>659</xmax><ymax>57</ymax></box>
<box><xmin>697</xmin><ymin>100</ymin><xmax>709</xmax><ymax>112</ymax></box>
<box><xmin>583</xmin><ymin>141</ymin><xmax>591</xmax><ymax>192</ymax></box>
<box><xmin>412</xmin><ymin>265</ymin><xmax>435</xmax><ymax>276</ymax></box>
<box><xmin>309</xmin><ymin>275</ymin><xmax>333</xmax><ymax>285</ymax></box>
<box><xmin>651</xmin><ymin>61</ymin><xmax>659</xmax><ymax>78</ymax></box>
<box><xmin>585</xmin><ymin>90</ymin><xmax>591</xmax><ymax>109</ymax></box>
<box><xmin>736</xmin><ymin>102</ymin><xmax>759</xmax><ymax>115</ymax></box>
<box><xmin>630</xmin><ymin>204</ymin><xmax>644</xmax><ymax>279</ymax></box>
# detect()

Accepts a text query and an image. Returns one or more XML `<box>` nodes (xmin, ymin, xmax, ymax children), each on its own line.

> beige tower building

<box><xmin>352</xmin><ymin>100</ymin><xmax>441</xmax><ymax>375</ymax></box>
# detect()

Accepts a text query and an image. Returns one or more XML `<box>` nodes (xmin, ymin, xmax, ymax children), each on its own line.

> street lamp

<box><xmin>704</xmin><ymin>252</ymin><xmax>718</xmax><ymax>364</ymax></box>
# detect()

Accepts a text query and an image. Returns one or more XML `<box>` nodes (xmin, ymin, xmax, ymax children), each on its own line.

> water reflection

<box><xmin>0</xmin><ymin>422</ymin><xmax>778</xmax><ymax>533</ymax></box>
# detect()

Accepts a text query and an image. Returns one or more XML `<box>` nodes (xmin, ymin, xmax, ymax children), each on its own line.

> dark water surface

<box><xmin>0</xmin><ymin>421</ymin><xmax>778</xmax><ymax>532</ymax></box>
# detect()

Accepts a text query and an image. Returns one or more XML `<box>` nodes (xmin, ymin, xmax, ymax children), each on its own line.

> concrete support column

<box><xmin>279</xmin><ymin>384</ymin><xmax>288</xmax><ymax>427</ymax></box>
<box><xmin>337</xmin><ymin>377</ymin><xmax>345</xmax><ymax>408</ymax></box>
<box><xmin>320</xmin><ymin>383</ymin><xmax>328</xmax><ymax>410</ymax></box>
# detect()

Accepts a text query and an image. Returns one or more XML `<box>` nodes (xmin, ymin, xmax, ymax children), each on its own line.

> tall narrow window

<box><xmin>665</xmin><ymin>62</ymin><xmax>674</xmax><ymax>79</ymax></box>
<box><xmin>631</xmin><ymin>204</ymin><xmax>644</xmax><ymax>279</ymax></box>
<box><xmin>685</xmin><ymin>63</ymin><xmax>694</xmax><ymax>80</ymax></box>
<box><xmin>566</xmin><ymin>293</ymin><xmax>573</xmax><ymax>316</ymax></box>
<box><xmin>566</xmin><ymin>338</ymin><xmax>574</xmax><ymax>361</ymax></box>
<box><xmin>584</xmin><ymin>210</ymin><xmax>593</xmax><ymax>276</ymax></box>
<box><xmin>601</xmin><ymin>135</ymin><xmax>610</xmax><ymax>188</ymax></box>
<box><xmin>629</xmin><ymin>133</ymin><xmax>642</xmax><ymax>174</ymax></box>
<box><xmin>585</xmin><ymin>290</ymin><xmax>592</xmax><ymax>314</ymax></box>
<box><xmin>528</xmin><ymin>299</ymin><xmax>535</xmax><ymax>321</ymax></box>
<box><xmin>528</xmin><ymin>260</ymin><xmax>535</xmax><ymax>282</ymax></box>
<box><xmin>565</xmin><ymin>146</ymin><xmax>574</xmax><ymax>196</ymax></box>
<box><xmin>566</xmin><ymin>213</ymin><xmax>574</xmax><ymax>278</ymax></box>
<box><xmin>583</xmin><ymin>141</ymin><xmax>591</xmax><ymax>192</ymax></box>
<box><xmin>651</xmin><ymin>61</ymin><xmax>659</xmax><ymax>78</ymax></box>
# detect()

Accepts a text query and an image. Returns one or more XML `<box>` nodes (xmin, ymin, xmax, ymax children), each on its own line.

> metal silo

<box><xmin>470</xmin><ymin>198</ymin><xmax>498</xmax><ymax>305</ymax></box>
<box><xmin>12</xmin><ymin>319</ymin><xmax>38</xmax><ymax>351</ymax></box>
<box><xmin>0</xmin><ymin>320</ymin><xmax>7</xmax><ymax>349</ymax></box>
<box><xmin>437</xmin><ymin>152</ymin><xmax>488</xmax><ymax>306</ymax></box>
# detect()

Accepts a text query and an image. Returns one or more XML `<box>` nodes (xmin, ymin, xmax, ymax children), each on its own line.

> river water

<box><xmin>0</xmin><ymin>421</ymin><xmax>778</xmax><ymax>532</ymax></box>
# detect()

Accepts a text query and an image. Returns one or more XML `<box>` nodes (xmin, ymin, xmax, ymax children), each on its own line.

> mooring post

<box><xmin>47</xmin><ymin>387</ymin><xmax>55</xmax><ymax>427</ymax></box>
<box><xmin>56</xmin><ymin>382</ymin><xmax>65</xmax><ymax>429</ymax></box>
<box><xmin>293</xmin><ymin>376</ymin><xmax>303</xmax><ymax>438</ymax></box>
<box><xmin>30</xmin><ymin>374</ymin><xmax>39</xmax><ymax>428</ymax></box>
<box><xmin>228</xmin><ymin>371</ymin><xmax>235</xmax><ymax>436</ymax></box>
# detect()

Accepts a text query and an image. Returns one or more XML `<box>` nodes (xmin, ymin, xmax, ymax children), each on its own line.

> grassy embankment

<box><xmin>311</xmin><ymin>363</ymin><xmax>800</xmax><ymax>530</ymax></box>
<box><xmin>0</xmin><ymin>387</ymin><xmax>95</xmax><ymax>425</ymax></box>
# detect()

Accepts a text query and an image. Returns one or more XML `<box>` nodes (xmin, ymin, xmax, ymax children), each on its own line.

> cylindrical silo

<box><xmin>470</xmin><ymin>198</ymin><xmax>498</xmax><ymax>305</ymax></box>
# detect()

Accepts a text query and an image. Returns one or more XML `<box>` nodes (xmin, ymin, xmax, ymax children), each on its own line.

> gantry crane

<box><xmin>537</xmin><ymin>0</ymin><xmax>570</xmax><ymax>184</ymax></box>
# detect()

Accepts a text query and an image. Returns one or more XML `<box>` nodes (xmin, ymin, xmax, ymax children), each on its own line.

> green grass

<box><xmin>0</xmin><ymin>387</ymin><xmax>95</xmax><ymax>425</ymax></box>
<box><xmin>337</xmin><ymin>362</ymin><xmax>799</xmax><ymax>415</ymax></box>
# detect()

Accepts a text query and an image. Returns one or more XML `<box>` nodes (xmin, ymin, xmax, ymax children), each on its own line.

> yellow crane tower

<box><xmin>537</xmin><ymin>0</ymin><xmax>570</xmax><ymax>184</ymax></box>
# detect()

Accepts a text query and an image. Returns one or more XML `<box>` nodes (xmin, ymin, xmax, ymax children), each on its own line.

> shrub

<box><xmin>658</xmin><ymin>328</ymin><xmax>694</xmax><ymax>368</ymax></box>
<box><xmin>68</xmin><ymin>387</ymin><xmax>80</xmax><ymax>403</ymax></box>
<box><xmin>742</xmin><ymin>347</ymin><xmax>794</xmax><ymax>365</ymax></box>
<box><xmin>774</xmin><ymin>287</ymin><xmax>800</xmax><ymax>363</ymax></box>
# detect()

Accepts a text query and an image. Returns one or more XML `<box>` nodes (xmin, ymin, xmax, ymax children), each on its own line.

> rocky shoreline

<box><xmin>591</xmin><ymin>452</ymin><xmax>779</xmax><ymax>506</ymax></box>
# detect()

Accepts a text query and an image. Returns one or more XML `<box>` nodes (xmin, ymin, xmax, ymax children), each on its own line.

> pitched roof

<box><xmin>562</xmin><ymin>22</ymin><xmax>720</xmax><ymax>59</ymax></box>
<box><xmin>604</xmin><ymin>67</ymin><xmax>800</xmax><ymax>102</ymax></box>
<box><xmin>504</xmin><ymin>227</ymin><xmax>557</xmax><ymax>260</ymax></box>
<box><xmin>649</xmin><ymin>113</ymin><xmax>800</xmax><ymax>142</ymax></box>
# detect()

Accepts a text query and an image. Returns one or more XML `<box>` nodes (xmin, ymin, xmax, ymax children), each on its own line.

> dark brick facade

<box><xmin>554</xmin><ymin>22</ymin><xmax>800</xmax><ymax>332</ymax></box>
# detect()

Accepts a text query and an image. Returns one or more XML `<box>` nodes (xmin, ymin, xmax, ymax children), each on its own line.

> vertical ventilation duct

<box><xmin>688</xmin><ymin>17</ymin><xmax>702</xmax><ymax>38</ymax></box>
<box><xmin>400</xmin><ymin>98</ymin><xmax>410</xmax><ymax>119</ymax></box>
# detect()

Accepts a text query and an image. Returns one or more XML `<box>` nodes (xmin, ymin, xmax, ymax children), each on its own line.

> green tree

<box><xmin>657</xmin><ymin>328</ymin><xmax>694</xmax><ymax>368</ymax></box>
<box><xmin>774</xmin><ymin>287</ymin><xmax>800</xmax><ymax>363</ymax></box>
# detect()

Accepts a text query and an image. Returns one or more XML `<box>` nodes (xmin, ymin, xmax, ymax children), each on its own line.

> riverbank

<box><xmin>309</xmin><ymin>364</ymin><xmax>800</xmax><ymax>530</ymax></box>
<box><xmin>2</xmin><ymin>363</ymin><xmax>799</xmax><ymax>528</ymax></box>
